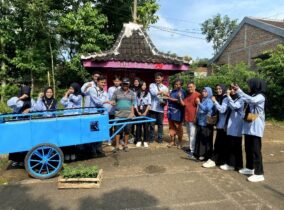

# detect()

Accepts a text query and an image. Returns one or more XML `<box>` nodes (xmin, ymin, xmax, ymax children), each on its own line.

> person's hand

<box><xmin>211</xmin><ymin>96</ymin><xmax>216</xmax><ymax>103</ymax></box>
<box><xmin>142</xmin><ymin>112</ymin><xmax>147</xmax><ymax>116</ymax></box>
<box><xmin>231</xmin><ymin>83</ymin><xmax>239</xmax><ymax>91</ymax></box>
<box><xmin>195</xmin><ymin>97</ymin><xmax>200</xmax><ymax>104</ymax></box>
<box><xmin>38</xmin><ymin>92</ymin><xmax>44</xmax><ymax>98</ymax></box>
<box><xmin>227</xmin><ymin>89</ymin><xmax>231</xmax><ymax>96</ymax></box>
<box><xmin>129</xmin><ymin>112</ymin><xmax>135</xmax><ymax>119</ymax></box>
<box><xmin>87</xmin><ymin>82</ymin><xmax>92</xmax><ymax>88</ymax></box>
<box><xmin>178</xmin><ymin>91</ymin><xmax>182</xmax><ymax>97</ymax></box>
<box><xmin>109</xmin><ymin>101</ymin><xmax>116</xmax><ymax>106</ymax></box>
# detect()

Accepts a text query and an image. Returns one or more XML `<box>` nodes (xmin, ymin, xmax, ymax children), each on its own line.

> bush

<box><xmin>194</xmin><ymin>63</ymin><xmax>259</xmax><ymax>91</ymax></box>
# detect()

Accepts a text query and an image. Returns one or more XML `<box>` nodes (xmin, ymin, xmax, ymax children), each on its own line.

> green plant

<box><xmin>61</xmin><ymin>164</ymin><xmax>99</xmax><ymax>178</ymax></box>
<box><xmin>0</xmin><ymin>102</ymin><xmax>12</xmax><ymax>114</ymax></box>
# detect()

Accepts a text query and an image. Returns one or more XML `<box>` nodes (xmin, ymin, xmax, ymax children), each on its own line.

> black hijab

<box><xmin>215</xmin><ymin>84</ymin><xmax>227</xmax><ymax>105</ymax></box>
<box><xmin>42</xmin><ymin>87</ymin><xmax>57</xmax><ymax>110</ymax></box>
<box><xmin>18</xmin><ymin>85</ymin><xmax>32</xmax><ymax>113</ymax></box>
<box><xmin>70</xmin><ymin>83</ymin><xmax>82</xmax><ymax>96</ymax></box>
<box><xmin>247</xmin><ymin>78</ymin><xmax>267</xmax><ymax>96</ymax></box>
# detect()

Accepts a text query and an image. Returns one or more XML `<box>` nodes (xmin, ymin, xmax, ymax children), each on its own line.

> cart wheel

<box><xmin>25</xmin><ymin>144</ymin><xmax>63</xmax><ymax>179</ymax></box>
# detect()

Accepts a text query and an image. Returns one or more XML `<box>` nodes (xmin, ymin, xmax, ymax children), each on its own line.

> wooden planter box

<box><xmin>58</xmin><ymin>169</ymin><xmax>103</xmax><ymax>189</ymax></box>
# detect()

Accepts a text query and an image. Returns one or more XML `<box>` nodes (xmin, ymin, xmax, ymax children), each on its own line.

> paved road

<box><xmin>0</xmin><ymin>138</ymin><xmax>283</xmax><ymax>210</ymax></box>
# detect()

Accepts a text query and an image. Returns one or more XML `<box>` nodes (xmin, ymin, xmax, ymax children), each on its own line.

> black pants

<box><xmin>244</xmin><ymin>135</ymin><xmax>264</xmax><ymax>175</ymax></box>
<box><xmin>227</xmin><ymin>135</ymin><xmax>243</xmax><ymax>170</ymax></box>
<box><xmin>136</xmin><ymin>123</ymin><xmax>149</xmax><ymax>143</ymax></box>
<box><xmin>194</xmin><ymin>125</ymin><xmax>213</xmax><ymax>160</ymax></box>
<box><xmin>211</xmin><ymin>129</ymin><xmax>229</xmax><ymax>165</ymax></box>
<box><xmin>149</xmin><ymin>110</ymin><xmax>164</xmax><ymax>143</ymax></box>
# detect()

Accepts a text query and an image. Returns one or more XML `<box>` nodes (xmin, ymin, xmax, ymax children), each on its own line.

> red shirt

<box><xmin>184</xmin><ymin>91</ymin><xmax>201</xmax><ymax>122</ymax></box>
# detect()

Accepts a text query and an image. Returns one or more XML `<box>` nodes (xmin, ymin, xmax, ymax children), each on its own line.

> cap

<box><xmin>122</xmin><ymin>78</ymin><xmax>130</xmax><ymax>84</ymax></box>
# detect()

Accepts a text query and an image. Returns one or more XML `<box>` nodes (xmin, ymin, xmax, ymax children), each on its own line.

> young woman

<box><xmin>232</xmin><ymin>78</ymin><xmax>266</xmax><ymax>182</ymax></box>
<box><xmin>130</xmin><ymin>77</ymin><xmax>141</xmax><ymax>143</ymax></box>
<box><xmin>194</xmin><ymin>87</ymin><xmax>214</xmax><ymax>161</ymax></box>
<box><xmin>60</xmin><ymin>82</ymin><xmax>83</xmax><ymax>110</ymax></box>
<box><xmin>203</xmin><ymin>84</ymin><xmax>229</xmax><ymax>168</ymax></box>
<box><xmin>220</xmin><ymin>86</ymin><xmax>244</xmax><ymax>171</ymax></box>
<box><xmin>135</xmin><ymin>80</ymin><xmax>151</xmax><ymax>148</ymax></box>
<box><xmin>7</xmin><ymin>84</ymin><xmax>34</xmax><ymax>114</ymax></box>
<box><xmin>167</xmin><ymin>79</ymin><xmax>186</xmax><ymax>149</ymax></box>
<box><xmin>7</xmin><ymin>84</ymin><xmax>34</xmax><ymax>167</ymax></box>
<box><xmin>60</xmin><ymin>82</ymin><xmax>83</xmax><ymax>161</ymax></box>
<box><xmin>132</xmin><ymin>77</ymin><xmax>141</xmax><ymax>94</ymax></box>
<box><xmin>33</xmin><ymin>87</ymin><xmax>57</xmax><ymax>114</ymax></box>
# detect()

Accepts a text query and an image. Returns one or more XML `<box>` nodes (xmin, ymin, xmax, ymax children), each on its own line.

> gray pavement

<box><xmin>0</xmin><ymin>127</ymin><xmax>284</xmax><ymax>210</ymax></box>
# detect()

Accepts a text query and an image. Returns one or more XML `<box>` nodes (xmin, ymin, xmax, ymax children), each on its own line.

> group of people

<box><xmin>165</xmin><ymin>78</ymin><xmax>266</xmax><ymax>183</ymax></box>
<box><xmin>5</xmin><ymin>71</ymin><xmax>266</xmax><ymax>182</ymax></box>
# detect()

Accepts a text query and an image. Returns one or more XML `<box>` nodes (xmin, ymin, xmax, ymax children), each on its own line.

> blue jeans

<box><xmin>149</xmin><ymin>110</ymin><xmax>164</xmax><ymax>143</ymax></box>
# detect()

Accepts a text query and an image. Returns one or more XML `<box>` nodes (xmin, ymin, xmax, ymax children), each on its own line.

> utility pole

<box><xmin>133</xmin><ymin>0</ymin><xmax>137</xmax><ymax>23</ymax></box>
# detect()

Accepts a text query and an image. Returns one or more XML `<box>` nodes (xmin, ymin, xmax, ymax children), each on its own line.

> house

<box><xmin>81</xmin><ymin>22</ymin><xmax>189</xmax><ymax>87</ymax></box>
<box><xmin>211</xmin><ymin>17</ymin><xmax>284</xmax><ymax>67</ymax></box>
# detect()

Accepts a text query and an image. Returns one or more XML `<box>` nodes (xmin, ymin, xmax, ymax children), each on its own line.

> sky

<box><xmin>147</xmin><ymin>0</ymin><xmax>284</xmax><ymax>60</ymax></box>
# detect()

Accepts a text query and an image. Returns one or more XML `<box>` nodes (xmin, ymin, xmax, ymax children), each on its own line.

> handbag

<box><xmin>206</xmin><ymin>115</ymin><xmax>217</xmax><ymax>125</ymax></box>
<box><xmin>243</xmin><ymin>104</ymin><xmax>258</xmax><ymax>122</ymax></box>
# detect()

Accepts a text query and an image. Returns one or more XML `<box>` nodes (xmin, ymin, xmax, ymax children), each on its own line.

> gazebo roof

<box><xmin>81</xmin><ymin>22</ymin><xmax>189</xmax><ymax>66</ymax></box>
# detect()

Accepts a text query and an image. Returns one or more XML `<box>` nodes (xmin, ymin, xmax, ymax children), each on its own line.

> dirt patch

<box><xmin>144</xmin><ymin>165</ymin><xmax>166</xmax><ymax>174</ymax></box>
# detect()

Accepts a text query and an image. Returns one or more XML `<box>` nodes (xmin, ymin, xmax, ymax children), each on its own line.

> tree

<box><xmin>96</xmin><ymin>0</ymin><xmax>159</xmax><ymax>42</ymax></box>
<box><xmin>255</xmin><ymin>45</ymin><xmax>284</xmax><ymax>119</ymax></box>
<box><xmin>201</xmin><ymin>14</ymin><xmax>238</xmax><ymax>55</ymax></box>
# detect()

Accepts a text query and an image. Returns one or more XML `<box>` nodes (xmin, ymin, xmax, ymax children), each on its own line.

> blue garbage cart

<box><xmin>0</xmin><ymin>108</ymin><xmax>155</xmax><ymax>179</ymax></box>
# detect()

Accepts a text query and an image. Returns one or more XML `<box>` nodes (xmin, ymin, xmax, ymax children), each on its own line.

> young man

<box><xmin>90</xmin><ymin>75</ymin><xmax>112</xmax><ymax>111</ymax></box>
<box><xmin>111</xmin><ymin>77</ymin><xmax>135</xmax><ymax>152</ymax></box>
<box><xmin>166</xmin><ymin>79</ymin><xmax>186</xmax><ymax>148</ymax></box>
<box><xmin>149</xmin><ymin>72</ymin><xmax>169</xmax><ymax>144</ymax></box>
<box><xmin>88</xmin><ymin>75</ymin><xmax>112</xmax><ymax>157</ymax></box>
<box><xmin>182</xmin><ymin>82</ymin><xmax>201</xmax><ymax>158</ymax></box>
<box><xmin>108</xmin><ymin>75</ymin><xmax>122</xmax><ymax>118</ymax></box>
<box><xmin>81</xmin><ymin>71</ymin><xmax>101</xmax><ymax>108</ymax></box>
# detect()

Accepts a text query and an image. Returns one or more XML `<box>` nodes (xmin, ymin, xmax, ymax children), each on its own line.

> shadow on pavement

<box><xmin>78</xmin><ymin>188</ymin><xmax>168</xmax><ymax>210</ymax></box>
<box><xmin>0</xmin><ymin>184</ymin><xmax>52</xmax><ymax>210</ymax></box>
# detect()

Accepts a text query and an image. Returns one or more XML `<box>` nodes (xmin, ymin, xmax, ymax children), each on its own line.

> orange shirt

<box><xmin>184</xmin><ymin>91</ymin><xmax>201</xmax><ymax>122</ymax></box>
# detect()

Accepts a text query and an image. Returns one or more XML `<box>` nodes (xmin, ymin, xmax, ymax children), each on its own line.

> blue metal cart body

<box><xmin>0</xmin><ymin>108</ymin><xmax>155</xmax><ymax>179</ymax></box>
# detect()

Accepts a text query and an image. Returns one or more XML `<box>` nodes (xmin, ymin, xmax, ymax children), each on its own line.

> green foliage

<box><xmin>193</xmin><ymin>63</ymin><xmax>261</xmax><ymax>93</ymax></box>
<box><xmin>0</xmin><ymin>84</ymin><xmax>18</xmax><ymax>102</ymax></box>
<box><xmin>137</xmin><ymin>0</ymin><xmax>160</xmax><ymax>28</ymax></box>
<box><xmin>255</xmin><ymin>45</ymin><xmax>284</xmax><ymax>119</ymax></box>
<box><xmin>201</xmin><ymin>14</ymin><xmax>238</xmax><ymax>54</ymax></box>
<box><xmin>1</xmin><ymin>0</ymin><xmax>159</xmax><ymax>98</ymax></box>
<box><xmin>61</xmin><ymin>164</ymin><xmax>99</xmax><ymax>178</ymax></box>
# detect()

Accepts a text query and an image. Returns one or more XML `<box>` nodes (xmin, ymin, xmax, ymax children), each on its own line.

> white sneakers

<box><xmin>136</xmin><ymin>141</ymin><xmax>142</xmax><ymax>147</ymax></box>
<box><xmin>202</xmin><ymin>159</ymin><xmax>216</xmax><ymax>168</ymax></box>
<box><xmin>220</xmin><ymin>164</ymin><xmax>234</xmax><ymax>171</ymax></box>
<box><xmin>238</xmin><ymin>168</ymin><xmax>264</xmax><ymax>182</ymax></box>
<box><xmin>136</xmin><ymin>141</ymin><xmax>149</xmax><ymax>148</ymax></box>
<box><xmin>247</xmin><ymin>174</ymin><xmax>265</xmax><ymax>182</ymax></box>
<box><xmin>239</xmin><ymin>168</ymin><xmax>254</xmax><ymax>175</ymax></box>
